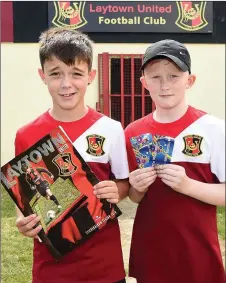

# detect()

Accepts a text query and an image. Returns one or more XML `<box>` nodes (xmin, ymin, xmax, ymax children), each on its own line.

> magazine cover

<box><xmin>1</xmin><ymin>126</ymin><xmax>122</xmax><ymax>260</ymax></box>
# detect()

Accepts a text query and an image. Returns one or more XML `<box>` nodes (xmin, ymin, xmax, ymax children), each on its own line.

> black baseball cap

<box><xmin>141</xmin><ymin>39</ymin><xmax>191</xmax><ymax>74</ymax></box>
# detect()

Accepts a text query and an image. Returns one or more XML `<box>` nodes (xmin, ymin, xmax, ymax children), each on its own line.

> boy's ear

<box><xmin>88</xmin><ymin>69</ymin><xmax>96</xmax><ymax>85</ymax></box>
<box><xmin>186</xmin><ymin>74</ymin><xmax>196</xmax><ymax>89</ymax></box>
<box><xmin>38</xmin><ymin>68</ymin><xmax>46</xmax><ymax>84</ymax></box>
<box><xmin>140</xmin><ymin>76</ymin><xmax>149</xmax><ymax>90</ymax></box>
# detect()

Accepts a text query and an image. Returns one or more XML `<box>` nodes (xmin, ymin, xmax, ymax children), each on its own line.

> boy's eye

<box><xmin>50</xmin><ymin>72</ymin><xmax>60</xmax><ymax>76</ymax></box>
<box><xmin>73</xmin><ymin>72</ymin><xmax>82</xmax><ymax>76</ymax></box>
<box><xmin>152</xmin><ymin>76</ymin><xmax>160</xmax><ymax>79</ymax></box>
<box><xmin>169</xmin><ymin>75</ymin><xmax>178</xmax><ymax>78</ymax></box>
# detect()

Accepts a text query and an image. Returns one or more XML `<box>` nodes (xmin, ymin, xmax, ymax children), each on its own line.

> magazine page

<box><xmin>1</xmin><ymin>126</ymin><xmax>121</xmax><ymax>259</ymax></box>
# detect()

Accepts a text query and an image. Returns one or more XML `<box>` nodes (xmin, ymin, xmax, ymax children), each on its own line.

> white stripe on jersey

<box><xmin>171</xmin><ymin>114</ymin><xmax>225</xmax><ymax>182</ymax></box>
<box><xmin>73</xmin><ymin>116</ymin><xmax>129</xmax><ymax>180</ymax></box>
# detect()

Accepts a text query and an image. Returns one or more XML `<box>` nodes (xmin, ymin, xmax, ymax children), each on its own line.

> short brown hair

<box><xmin>39</xmin><ymin>27</ymin><xmax>93</xmax><ymax>71</ymax></box>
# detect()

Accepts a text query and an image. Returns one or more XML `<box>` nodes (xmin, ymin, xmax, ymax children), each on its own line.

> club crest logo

<box><xmin>182</xmin><ymin>135</ymin><xmax>203</xmax><ymax>156</ymax></box>
<box><xmin>86</xmin><ymin>134</ymin><xmax>105</xmax><ymax>156</ymax></box>
<box><xmin>52</xmin><ymin>1</ymin><xmax>87</xmax><ymax>29</ymax></box>
<box><xmin>53</xmin><ymin>153</ymin><xmax>77</xmax><ymax>176</ymax></box>
<box><xmin>175</xmin><ymin>1</ymin><xmax>208</xmax><ymax>31</ymax></box>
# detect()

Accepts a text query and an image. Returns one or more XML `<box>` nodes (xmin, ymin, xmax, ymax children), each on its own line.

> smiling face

<box><xmin>38</xmin><ymin>56</ymin><xmax>96</xmax><ymax>113</ymax></box>
<box><xmin>141</xmin><ymin>58</ymin><xmax>196</xmax><ymax>111</ymax></box>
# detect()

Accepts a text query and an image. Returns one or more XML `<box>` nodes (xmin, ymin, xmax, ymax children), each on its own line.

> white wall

<box><xmin>1</xmin><ymin>43</ymin><xmax>225</xmax><ymax>164</ymax></box>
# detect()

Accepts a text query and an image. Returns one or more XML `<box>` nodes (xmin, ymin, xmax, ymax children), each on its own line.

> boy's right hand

<box><xmin>129</xmin><ymin>167</ymin><xmax>157</xmax><ymax>193</ymax></box>
<box><xmin>15</xmin><ymin>214</ymin><xmax>42</xmax><ymax>238</ymax></box>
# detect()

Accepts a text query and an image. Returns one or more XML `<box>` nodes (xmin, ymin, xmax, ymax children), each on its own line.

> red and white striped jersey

<box><xmin>15</xmin><ymin>106</ymin><xmax>129</xmax><ymax>283</ymax></box>
<box><xmin>125</xmin><ymin>105</ymin><xmax>225</xmax><ymax>283</ymax></box>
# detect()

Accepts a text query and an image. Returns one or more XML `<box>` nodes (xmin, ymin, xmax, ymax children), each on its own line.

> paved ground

<box><xmin>118</xmin><ymin>198</ymin><xmax>137</xmax><ymax>282</ymax></box>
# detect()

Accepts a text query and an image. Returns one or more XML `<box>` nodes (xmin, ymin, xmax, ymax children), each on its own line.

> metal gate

<box><xmin>98</xmin><ymin>53</ymin><xmax>155</xmax><ymax>128</ymax></box>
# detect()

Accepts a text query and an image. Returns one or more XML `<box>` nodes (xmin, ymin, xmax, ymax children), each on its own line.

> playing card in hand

<box><xmin>130</xmin><ymin>134</ymin><xmax>153</xmax><ymax>168</ymax></box>
<box><xmin>150</xmin><ymin>135</ymin><xmax>175</xmax><ymax>165</ymax></box>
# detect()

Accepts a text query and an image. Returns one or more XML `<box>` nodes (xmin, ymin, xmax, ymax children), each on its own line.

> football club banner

<box><xmin>48</xmin><ymin>1</ymin><xmax>213</xmax><ymax>33</ymax></box>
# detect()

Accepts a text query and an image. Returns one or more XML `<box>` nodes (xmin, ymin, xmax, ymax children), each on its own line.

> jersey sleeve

<box><xmin>124</xmin><ymin>126</ymin><xmax>138</xmax><ymax>173</ymax></box>
<box><xmin>14</xmin><ymin>130</ymin><xmax>26</xmax><ymax>156</ymax></box>
<box><xmin>109</xmin><ymin>122</ymin><xmax>129</xmax><ymax>180</ymax></box>
<box><xmin>210</xmin><ymin>119</ymin><xmax>225</xmax><ymax>182</ymax></box>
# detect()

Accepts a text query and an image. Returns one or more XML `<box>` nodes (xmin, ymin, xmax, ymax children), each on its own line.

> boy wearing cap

<box><xmin>125</xmin><ymin>39</ymin><xmax>225</xmax><ymax>283</ymax></box>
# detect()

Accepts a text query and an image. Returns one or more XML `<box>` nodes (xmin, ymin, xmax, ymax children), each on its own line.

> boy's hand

<box><xmin>93</xmin><ymin>181</ymin><xmax>119</xmax><ymax>203</ymax></box>
<box><xmin>15</xmin><ymin>214</ymin><xmax>42</xmax><ymax>238</ymax></box>
<box><xmin>155</xmin><ymin>164</ymin><xmax>190</xmax><ymax>194</ymax></box>
<box><xmin>129</xmin><ymin>167</ymin><xmax>157</xmax><ymax>193</ymax></box>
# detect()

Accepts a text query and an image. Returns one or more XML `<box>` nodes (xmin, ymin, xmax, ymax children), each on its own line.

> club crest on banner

<box><xmin>86</xmin><ymin>134</ymin><xmax>105</xmax><ymax>156</ymax></box>
<box><xmin>175</xmin><ymin>1</ymin><xmax>208</xmax><ymax>31</ymax></box>
<box><xmin>182</xmin><ymin>134</ymin><xmax>203</xmax><ymax>156</ymax></box>
<box><xmin>52</xmin><ymin>1</ymin><xmax>87</xmax><ymax>29</ymax></box>
<box><xmin>53</xmin><ymin>153</ymin><xmax>77</xmax><ymax>176</ymax></box>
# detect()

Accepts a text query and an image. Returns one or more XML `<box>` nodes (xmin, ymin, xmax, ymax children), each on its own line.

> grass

<box><xmin>1</xmin><ymin>188</ymin><xmax>225</xmax><ymax>283</ymax></box>
<box><xmin>217</xmin><ymin>206</ymin><xmax>225</xmax><ymax>240</ymax></box>
<box><xmin>1</xmin><ymin>189</ymin><xmax>33</xmax><ymax>283</ymax></box>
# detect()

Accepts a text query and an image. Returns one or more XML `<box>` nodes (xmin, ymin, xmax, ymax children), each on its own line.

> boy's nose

<box><xmin>61</xmin><ymin>78</ymin><xmax>72</xmax><ymax>88</ymax></box>
<box><xmin>160</xmin><ymin>79</ymin><xmax>170</xmax><ymax>91</ymax></box>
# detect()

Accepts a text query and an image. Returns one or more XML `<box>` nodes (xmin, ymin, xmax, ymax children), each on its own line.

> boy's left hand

<box><xmin>93</xmin><ymin>181</ymin><xmax>119</xmax><ymax>203</ymax></box>
<box><xmin>155</xmin><ymin>164</ymin><xmax>190</xmax><ymax>194</ymax></box>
